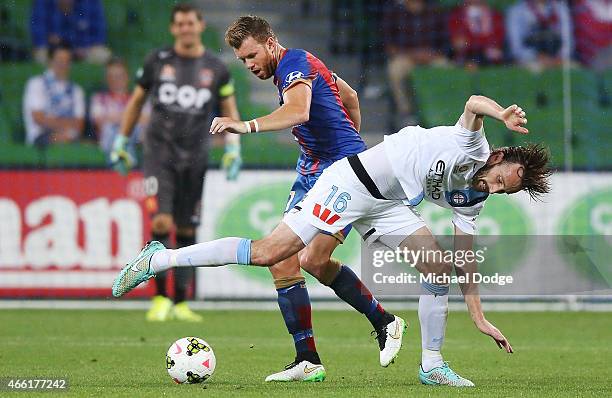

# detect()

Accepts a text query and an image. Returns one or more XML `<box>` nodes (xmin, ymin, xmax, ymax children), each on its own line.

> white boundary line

<box><xmin>0</xmin><ymin>299</ymin><xmax>611</xmax><ymax>312</ymax></box>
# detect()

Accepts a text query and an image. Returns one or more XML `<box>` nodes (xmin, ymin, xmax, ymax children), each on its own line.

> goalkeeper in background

<box><xmin>111</xmin><ymin>3</ymin><xmax>241</xmax><ymax>321</ymax></box>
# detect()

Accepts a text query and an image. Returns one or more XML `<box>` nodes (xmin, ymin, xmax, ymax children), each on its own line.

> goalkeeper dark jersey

<box><xmin>136</xmin><ymin>47</ymin><xmax>234</xmax><ymax>167</ymax></box>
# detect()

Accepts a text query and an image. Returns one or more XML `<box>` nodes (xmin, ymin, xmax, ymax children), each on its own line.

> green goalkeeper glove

<box><xmin>110</xmin><ymin>134</ymin><xmax>135</xmax><ymax>176</ymax></box>
<box><xmin>222</xmin><ymin>143</ymin><xmax>242</xmax><ymax>181</ymax></box>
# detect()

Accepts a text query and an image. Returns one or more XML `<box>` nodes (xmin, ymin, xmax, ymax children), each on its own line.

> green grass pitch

<box><xmin>1</xmin><ymin>309</ymin><xmax>610</xmax><ymax>397</ymax></box>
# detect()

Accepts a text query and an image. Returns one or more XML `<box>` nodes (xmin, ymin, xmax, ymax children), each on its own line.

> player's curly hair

<box><xmin>225</xmin><ymin>15</ymin><xmax>276</xmax><ymax>49</ymax></box>
<box><xmin>496</xmin><ymin>143</ymin><xmax>553</xmax><ymax>201</ymax></box>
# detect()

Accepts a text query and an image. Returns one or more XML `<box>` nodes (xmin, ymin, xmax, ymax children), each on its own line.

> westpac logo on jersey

<box><xmin>158</xmin><ymin>83</ymin><xmax>211</xmax><ymax>109</ymax></box>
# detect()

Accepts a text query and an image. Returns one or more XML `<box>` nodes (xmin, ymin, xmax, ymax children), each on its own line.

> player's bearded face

<box><xmin>472</xmin><ymin>162</ymin><xmax>523</xmax><ymax>194</ymax></box>
<box><xmin>234</xmin><ymin>36</ymin><xmax>275</xmax><ymax>80</ymax></box>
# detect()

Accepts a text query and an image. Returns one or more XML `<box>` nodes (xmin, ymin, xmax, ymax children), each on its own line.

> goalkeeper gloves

<box><xmin>109</xmin><ymin>134</ymin><xmax>135</xmax><ymax>176</ymax></box>
<box><xmin>222</xmin><ymin>143</ymin><xmax>242</xmax><ymax>181</ymax></box>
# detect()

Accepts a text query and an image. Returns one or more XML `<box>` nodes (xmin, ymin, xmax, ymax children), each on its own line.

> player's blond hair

<box><xmin>225</xmin><ymin>15</ymin><xmax>276</xmax><ymax>49</ymax></box>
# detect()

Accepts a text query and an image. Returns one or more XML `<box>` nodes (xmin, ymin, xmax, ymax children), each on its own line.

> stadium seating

<box><xmin>1</xmin><ymin>0</ymin><xmax>609</xmax><ymax>170</ymax></box>
<box><xmin>0</xmin><ymin>0</ymin><xmax>301</xmax><ymax>168</ymax></box>
<box><xmin>412</xmin><ymin>67</ymin><xmax>612</xmax><ymax>170</ymax></box>
<box><xmin>438</xmin><ymin>0</ymin><xmax>516</xmax><ymax>11</ymax></box>
<box><xmin>104</xmin><ymin>0</ymin><xmax>223</xmax><ymax>71</ymax></box>
<box><xmin>0</xmin><ymin>59</ymin><xmax>106</xmax><ymax>167</ymax></box>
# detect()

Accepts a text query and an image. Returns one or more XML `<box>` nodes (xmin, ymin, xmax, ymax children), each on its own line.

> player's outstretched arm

<box><xmin>335</xmin><ymin>75</ymin><xmax>361</xmax><ymax>131</ymax></box>
<box><xmin>461</xmin><ymin>95</ymin><xmax>528</xmax><ymax>135</ymax></box>
<box><xmin>454</xmin><ymin>226</ymin><xmax>514</xmax><ymax>354</ymax></box>
<box><xmin>210</xmin><ymin>83</ymin><xmax>312</xmax><ymax>135</ymax></box>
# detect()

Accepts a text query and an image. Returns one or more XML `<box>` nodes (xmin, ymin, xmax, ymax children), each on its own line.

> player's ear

<box><xmin>486</xmin><ymin>150</ymin><xmax>504</xmax><ymax>165</ymax></box>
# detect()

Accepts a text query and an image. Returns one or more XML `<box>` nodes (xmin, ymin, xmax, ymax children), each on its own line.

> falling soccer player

<box><xmin>114</xmin><ymin>92</ymin><xmax>552</xmax><ymax>386</ymax></box>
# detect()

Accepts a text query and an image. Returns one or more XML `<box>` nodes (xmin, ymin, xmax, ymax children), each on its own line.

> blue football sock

<box><xmin>276</xmin><ymin>282</ymin><xmax>318</xmax><ymax>357</ymax></box>
<box><xmin>330</xmin><ymin>265</ymin><xmax>391</xmax><ymax>329</ymax></box>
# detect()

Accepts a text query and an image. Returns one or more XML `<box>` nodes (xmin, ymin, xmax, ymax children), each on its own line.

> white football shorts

<box><xmin>283</xmin><ymin>158</ymin><xmax>426</xmax><ymax>248</ymax></box>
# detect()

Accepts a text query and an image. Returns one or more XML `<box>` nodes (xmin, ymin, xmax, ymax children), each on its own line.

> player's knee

<box><xmin>422</xmin><ymin>259</ymin><xmax>452</xmax><ymax>277</ymax></box>
<box><xmin>151</xmin><ymin>214</ymin><xmax>173</xmax><ymax>234</ymax></box>
<box><xmin>269</xmin><ymin>261</ymin><xmax>301</xmax><ymax>280</ymax></box>
<box><xmin>298</xmin><ymin>250</ymin><xmax>330</xmax><ymax>281</ymax></box>
<box><xmin>251</xmin><ymin>239</ymin><xmax>286</xmax><ymax>266</ymax></box>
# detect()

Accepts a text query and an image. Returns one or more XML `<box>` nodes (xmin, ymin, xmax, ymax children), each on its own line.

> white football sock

<box><xmin>150</xmin><ymin>237</ymin><xmax>243</xmax><ymax>273</ymax></box>
<box><xmin>419</xmin><ymin>285</ymin><xmax>449</xmax><ymax>372</ymax></box>
<box><xmin>421</xmin><ymin>348</ymin><xmax>444</xmax><ymax>373</ymax></box>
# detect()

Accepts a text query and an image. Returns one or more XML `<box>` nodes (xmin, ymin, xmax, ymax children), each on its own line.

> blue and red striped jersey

<box><xmin>273</xmin><ymin>49</ymin><xmax>366</xmax><ymax>175</ymax></box>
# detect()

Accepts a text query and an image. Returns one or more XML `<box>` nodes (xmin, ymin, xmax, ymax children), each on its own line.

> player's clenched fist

<box><xmin>210</xmin><ymin>117</ymin><xmax>249</xmax><ymax>135</ymax></box>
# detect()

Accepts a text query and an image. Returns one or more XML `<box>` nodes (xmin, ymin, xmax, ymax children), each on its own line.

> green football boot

<box><xmin>112</xmin><ymin>241</ymin><xmax>165</xmax><ymax>298</ymax></box>
<box><xmin>419</xmin><ymin>362</ymin><xmax>475</xmax><ymax>387</ymax></box>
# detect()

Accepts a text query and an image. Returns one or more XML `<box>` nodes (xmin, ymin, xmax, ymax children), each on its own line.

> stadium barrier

<box><xmin>1</xmin><ymin>170</ymin><xmax>610</xmax><ymax>300</ymax></box>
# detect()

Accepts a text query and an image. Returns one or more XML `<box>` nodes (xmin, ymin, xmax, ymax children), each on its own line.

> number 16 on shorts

<box><xmin>313</xmin><ymin>185</ymin><xmax>351</xmax><ymax>225</ymax></box>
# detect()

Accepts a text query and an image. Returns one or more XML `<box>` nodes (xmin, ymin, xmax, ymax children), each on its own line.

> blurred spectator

<box><xmin>330</xmin><ymin>0</ymin><xmax>355</xmax><ymax>54</ymax></box>
<box><xmin>90</xmin><ymin>58</ymin><xmax>149</xmax><ymax>162</ymax></box>
<box><xmin>23</xmin><ymin>43</ymin><xmax>85</xmax><ymax>146</ymax></box>
<box><xmin>31</xmin><ymin>0</ymin><xmax>111</xmax><ymax>64</ymax></box>
<box><xmin>383</xmin><ymin>0</ymin><xmax>448</xmax><ymax>121</ymax></box>
<box><xmin>573</xmin><ymin>0</ymin><xmax>612</xmax><ymax>71</ymax></box>
<box><xmin>448</xmin><ymin>0</ymin><xmax>505</xmax><ymax>69</ymax></box>
<box><xmin>357</xmin><ymin>0</ymin><xmax>386</xmax><ymax>97</ymax></box>
<box><xmin>506</xmin><ymin>0</ymin><xmax>573</xmax><ymax>70</ymax></box>
<box><xmin>0</xmin><ymin>4</ymin><xmax>30</xmax><ymax>61</ymax></box>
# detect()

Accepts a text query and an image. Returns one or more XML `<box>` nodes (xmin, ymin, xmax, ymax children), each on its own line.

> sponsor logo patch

<box><xmin>160</xmin><ymin>64</ymin><xmax>176</xmax><ymax>81</ymax></box>
<box><xmin>199</xmin><ymin>68</ymin><xmax>214</xmax><ymax>87</ymax></box>
<box><xmin>450</xmin><ymin>191</ymin><xmax>467</xmax><ymax>206</ymax></box>
<box><xmin>453</xmin><ymin>164</ymin><xmax>470</xmax><ymax>173</ymax></box>
<box><xmin>285</xmin><ymin>70</ymin><xmax>304</xmax><ymax>84</ymax></box>
<box><xmin>426</xmin><ymin>160</ymin><xmax>446</xmax><ymax>200</ymax></box>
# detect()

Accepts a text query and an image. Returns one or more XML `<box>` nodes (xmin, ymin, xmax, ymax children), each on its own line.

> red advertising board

<box><xmin>0</xmin><ymin>170</ymin><xmax>154</xmax><ymax>298</ymax></box>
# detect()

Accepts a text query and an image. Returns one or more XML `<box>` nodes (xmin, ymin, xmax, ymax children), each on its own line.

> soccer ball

<box><xmin>166</xmin><ymin>337</ymin><xmax>216</xmax><ymax>384</ymax></box>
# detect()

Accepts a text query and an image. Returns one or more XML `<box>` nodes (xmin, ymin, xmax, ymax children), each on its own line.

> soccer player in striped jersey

<box><xmin>208</xmin><ymin>15</ymin><xmax>406</xmax><ymax>382</ymax></box>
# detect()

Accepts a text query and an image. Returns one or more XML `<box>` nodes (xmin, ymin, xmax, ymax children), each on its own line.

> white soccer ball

<box><xmin>166</xmin><ymin>337</ymin><xmax>216</xmax><ymax>384</ymax></box>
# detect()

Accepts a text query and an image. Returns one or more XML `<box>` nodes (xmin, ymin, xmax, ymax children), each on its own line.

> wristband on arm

<box><xmin>243</xmin><ymin>119</ymin><xmax>259</xmax><ymax>133</ymax></box>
